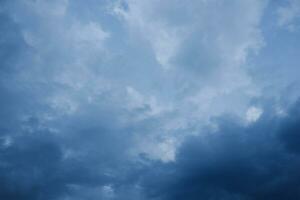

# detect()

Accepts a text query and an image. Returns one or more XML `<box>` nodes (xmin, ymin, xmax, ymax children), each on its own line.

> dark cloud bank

<box><xmin>1</xmin><ymin>96</ymin><xmax>300</xmax><ymax>200</ymax></box>
<box><xmin>139</xmin><ymin>102</ymin><xmax>300</xmax><ymax>200</ymax></box>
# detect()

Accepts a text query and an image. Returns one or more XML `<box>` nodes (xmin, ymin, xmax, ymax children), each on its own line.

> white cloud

<box><xmin>10</xmin><ymin>0</ymin><xmax>268</xmax><ymax>164</ymax></box>
<box><xmin>110</xmin><ymin>0</ymin><xmax>267</xmax><ymax>161</ymax></box>
<box><xmin>113</xmin><ymin>0</ymin><xmax>265</xmax><ymax>70</ymax></box>
<box><xmin>0</xmin><ymin>136</ymin><xmax>12</xmax><ymax>148</ymax></box>
<box><xmin>246</xmin><ymin>106</ymin><xmax>263</xmax><ymax>123</ymax></box>
<box><xmin>24</xmin><ymin>0</ymin><xmax>69</xmax><ymax>17</ymax></box>
<box><xmin>113</xmin><ymin>0</ymin><xmax>186</xmax><ymax>70</ymax></box>
<box><xmin>71</xmin><ymin>22</ymin><xmax>110</xmax><ymax>49</ymax></box>
<box><xmin>125</xmin><ymin>86</ymin><xmax>171</xmax><ymax>120</ymax></box>
<box><xmin>277</xmin><ymin>0</ymin><xmax>300</xmax><ymax>31</ymax></box>
<box><xmin>132</xmin><ymin>135</ymin><xmax>178</xmax><ymax>162</ymax></box>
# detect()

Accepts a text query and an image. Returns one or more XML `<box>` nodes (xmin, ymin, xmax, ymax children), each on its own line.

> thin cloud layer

<box><xmin>1</xmin><ymin>0</ymin><xmax>300</xmax><ymax>199</ymax></box>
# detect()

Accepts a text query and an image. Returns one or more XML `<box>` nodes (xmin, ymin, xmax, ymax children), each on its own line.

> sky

<box><xmin>0</xmin><ymin>0</ymin><xmax>300</xmax><ymax>199</ymax></box>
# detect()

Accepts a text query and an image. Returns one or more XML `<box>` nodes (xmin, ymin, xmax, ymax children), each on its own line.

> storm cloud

<box><xmin>1</xmin><ymin>0</ymin><xmax>300</xmax><ymax>199</ymax></box>
<box><xmin>138</xmin><ymin>101</ymin><xmax>300</xmax><ymax>200</ymax></box>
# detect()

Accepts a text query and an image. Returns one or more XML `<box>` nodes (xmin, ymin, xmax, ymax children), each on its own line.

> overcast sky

<box><xmin>1</xmin><ymin>0</ymin><xmax>300</xmax><ymax>199</ymax></box>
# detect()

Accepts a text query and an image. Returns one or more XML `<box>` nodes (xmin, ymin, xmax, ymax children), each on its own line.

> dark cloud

<box><xmin>2</xmin><ymin>97</ymin><xmax>300</xmax><ymax>200</ymax></box>
<box><xmin>0</xmin><ymin>131</ymin><xmax>65</xmax><ymax>200</ymax></box>
<box><xmin>0</xmin><ymin>110</ymin><xmax>134</xmax><ymax>200</ymax></box>
<box><xmin>0</xmin><ymin>3</ymin><xmax>129</xmax><ymax>199</ymax></box>
<box><xmin>279</xmin><ymin>100</ymin><xmax>300</xmax><ymax>154</ymax></box>
<box><xmin>138</xmin><ymin>102</ymin><xmax>300</xmax><ymax>200</ymax></box>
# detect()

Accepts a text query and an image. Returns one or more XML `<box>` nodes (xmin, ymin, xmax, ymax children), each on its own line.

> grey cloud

<box><xmin>1</xmin><ymin>0</ymin><xmax>300</xmax><ymax>200</ymax></box>
<box><xmin>137</xmin><ymin>101</ymin><xmax>300</xmax><ymax>200</ymax></box>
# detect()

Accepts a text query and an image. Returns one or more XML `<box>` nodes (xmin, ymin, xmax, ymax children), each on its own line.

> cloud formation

<box><xmin>277</xmin><ymin>0</ymin><xmax>300</xmax><ymax>31</ymax></box>
<box><xmin>138</xmin><ymin>101</ymin><xmax>300</xmax><ymax>200</ymax></box>
<box><xmin>1</xmin><ymin>0</ymin><xmax>300</xmax><ymax>199</ymax></box>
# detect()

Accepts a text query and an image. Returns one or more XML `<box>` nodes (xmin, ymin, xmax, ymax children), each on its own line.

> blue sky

<box><xmin>1</xmin><ymin>0</ymin><xmax>300</xmax><ymax>199</ymax></box>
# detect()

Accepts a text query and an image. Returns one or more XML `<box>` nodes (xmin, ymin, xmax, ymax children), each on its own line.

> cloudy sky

<box><xmin>1</xmin><ymin>0</ymin><xmax>300</xmax><ymax>199</ymax></box>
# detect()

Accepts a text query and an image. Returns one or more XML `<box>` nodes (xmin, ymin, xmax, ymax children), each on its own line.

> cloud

<box><xmin>137</xmin><ymin>100</ymin><xmax>300</xmax><ymax>200</ymax></box>
<box><xmin>277</xmin><ymin>0</ymin><xmax>300</xmax><ymax>31</ymax></box>
<box><xmin>1</xmin><ymin>0</ymin><xmax>300</xmax><ymax>199</ymax></box>
<box><xmin>246</xmin><ymin>106</ymin><xmax>263</xmax><ymax>123</ymax></box>
<box><xmin>0</xmin><ymin>1</ymin><xmax>131</xmax><ymax>199</ymax></box>
<box><xmin>110</xmin><ymin>0</ymin><xmax>267</xmax><ymax>159</ymax></box>
<box><xmin>114</xmin><ymin>0</ymin><xmax>266</xmax><ymax>71</ymax></box>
